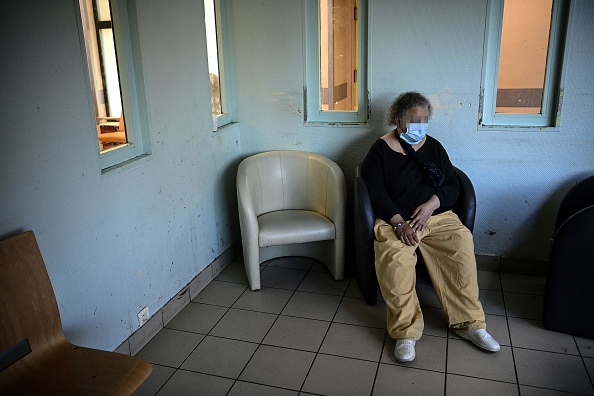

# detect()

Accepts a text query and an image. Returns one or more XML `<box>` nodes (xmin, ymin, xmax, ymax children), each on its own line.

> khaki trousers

<box><xmin>374</xmin><ymin>211</ymin><xmax>486</xmax><ymax>340</ymax></box>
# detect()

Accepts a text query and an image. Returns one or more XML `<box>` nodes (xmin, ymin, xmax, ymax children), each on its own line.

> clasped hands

<box><xmin>393</xmin><ymin>195</ymin><xmax>440</xmax><ymax>246</ymax></box>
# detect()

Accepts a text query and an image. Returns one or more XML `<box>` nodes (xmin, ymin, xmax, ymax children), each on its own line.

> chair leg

<box><xmin>243</xmin><ymin>247</ymin><xmax>261</xmax><ymax>290</ymax></box>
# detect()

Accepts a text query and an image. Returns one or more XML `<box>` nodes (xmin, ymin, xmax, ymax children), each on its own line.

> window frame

<box><xmin>79</xmin><ymin>0</ymin><xmax>152</xmax><ymax>172</ymax></box>
<box><xmin>303</xmin><ymin>0</ymin><xmax>368</xmax><ymax>125</ymax></box>
<box><xmin>479</xmin><ymin>0</ymin><xmax>570</xmax><ymax>129</ymax></box>
<box><xmin>205</xmin><ymin>0</ymin><xmax>237</xmax><ymax>129</ymax></box>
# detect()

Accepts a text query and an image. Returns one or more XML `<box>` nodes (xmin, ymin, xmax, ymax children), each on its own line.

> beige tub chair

<box><xmin>237</xmin><ymin>150</ymin><xmax>346</xmax><ymax>290</ymax></box>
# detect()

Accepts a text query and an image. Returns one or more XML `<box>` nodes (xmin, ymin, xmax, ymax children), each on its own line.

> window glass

<box><xmin>320</xmin><ymin>0</ymin><xmax>358</xmax><ymax>112</ymax></box>
<box><xmin>304</xmin><ymin>0</ymin><xmax>367</xmax><ymax>124</ymax></box>
<box><xmin>80</xmin><ymin>0</ymin><xmax>127</xmax><ymax>152</ymax></box>
<box><xmin>496</xmin><ymin>0</ymin><xmax>553</xmax><ymax>114</ymax></box>
<box><xmin>204</xmin><ymin>0</ymin><xmax>222</xmax><ymax>117</ymax></box>
<box><xmin>203</xmin><ymin>0</ymin><xmax>235</xmax><ymax>129</ymax></box>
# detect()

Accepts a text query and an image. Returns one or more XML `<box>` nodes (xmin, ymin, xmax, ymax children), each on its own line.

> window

<box><xmin>304</xmin><ymin>0</ymin><xmax>368</xmax><ymax>124</ymax></box>
<box><xmin>204</xmin><ymin>0</ymin><xmax>236</xmax><ymax>129</ymax></box>
<box><xmin>480</xmin><ymin>0</ymin><xmax>569</xmax><ymax>128</ymax></box>
<box><xmin>79</xmin><ymin>0</ymin><xmax>151</xmax><ymax>171</ymax></box>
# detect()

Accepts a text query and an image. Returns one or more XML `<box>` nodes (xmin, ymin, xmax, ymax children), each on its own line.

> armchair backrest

<box><xmin>554</xmin><ymin>175</ymin><xmax>594</xmax><ymax>231</ymax></box>
<box><xmin>237</xmin><ymin>151</ymin><xmax>346</xmax><ymax>223</ymax></box>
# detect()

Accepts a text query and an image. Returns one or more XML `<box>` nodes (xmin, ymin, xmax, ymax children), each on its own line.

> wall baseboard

<box><xmin>114</xmin><ymin>243</ymin><xmax>240</xmax><ymax>356</ymax></box>
<box><xmin>476</xmin><ymin>254</ymin><xmax>549</xmax><ymax>276</ymax></box>
<box><xmin>114</xmin><ymin>250</ymin><xmax>548</xmax><ymax>355</ymax></box>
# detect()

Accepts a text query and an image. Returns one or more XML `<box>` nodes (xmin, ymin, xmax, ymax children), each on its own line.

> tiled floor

<box><xmin>133</xmin><ymin>257</ymin><xmax>594</xmax><ymax>395</ymax></box>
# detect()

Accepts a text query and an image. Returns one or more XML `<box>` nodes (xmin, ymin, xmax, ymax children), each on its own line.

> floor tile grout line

<box><xmin>232</xmin><ymin>258</ymin><xmax>315</xmax><ymax>394</ymax></box>
<box><xmin>370</xmin><ymin>331</ymin><xmax>389</xmax><ymax>395</ymax></box>
<box><xmin>147</xmin><ymin>264</ymin><xmax>560</xmax><ymax>395</ymax></box>
<box><xmin>444</xmin><ymin>323</ymin><xmax>450</xmax><ymax>394</ymax></box>
<box><xmin>499</xmin><ymin>270</ymin><xmax>522</xmax><ymax>394</ymax></box>
<box><xmin>172</xmin><ymin>268</ymin><xmax>255</xmax><ymax>395</ymax></box>
<box><xmin>295</xmin><ymin>261</ymin><xmax>345</xmax><ymax>394</ymax></box>
<box><xmin>579</xmin><ymin>353</ymin><xmax>594</xmax><ymax>392</ymax></box>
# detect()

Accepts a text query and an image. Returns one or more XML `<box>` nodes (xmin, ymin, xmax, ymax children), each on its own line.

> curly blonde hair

<box><xmin>385</xmin><ymin>92</ymin><xmax>432</xmax><ymax>125</ymax></box>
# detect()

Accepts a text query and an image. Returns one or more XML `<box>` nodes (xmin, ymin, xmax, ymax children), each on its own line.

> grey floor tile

<box><xmin>484</xmin><ymin>313</ymin><xmax>511</xmax><ymax>346</ymax></box>
<box><xmin>478</xmin><ymin>270</ymin><xmax>502</xmax><ymax>291</ymax></box>
<box><xmin>372</xmin><ymin>364</ymin><xmax>445</xmax><ymax>396</ymax></box>
<box><xmin>281</xmin><ymin>291</ymin><xmax>342</xmax><ymax>321</ymax></box>
<box><xmin>381</xmin><ymin>334</ymin><xmax>446</xmax><ymax>372</ymax></box>
<box><xmin>585</xmin><ymin>357</ymin><xmax>594</xmax><ymax>384</ymax></box>
<box><xmin>500</xmin><ymin>273</ymin><xmax>546</xmax><ymax>295</ymax></box>
<box><xmin>480</xmin><ymin>289</ymin><xmax>506</xmax><ymax>316</ymax></box>
<box><xmin>301</xmin><ymin>354</ymin><xmax>377</xmax><ymax>396</ymax></box>
<box><xmin>296</xmin><ymin>271</ymin><xmax>350</xmax><ymax>296</ymax></box>
<box><xmin>155</xmin><ymin>370</ymin><xmax>234</xmax><ymax>396</ymax></box>
<box><xmin>260</xmin><ymin>266</ymin><xmax>308</xmax><ymax>290</ymax></box>
<box><xmin>165</xmin><ymin>302</ymin><xmax>228</xmax><ymax>334</ymax></box>
<box><xmin>209</xmin><ymin>308</ymin><xmax>277</xmax><ymax>343</ymax></box>
<box><xmin>576</xmin><ymin>336</ymin><xmax>594</xmax><ymax>358</ymax></box>
<box><xmin>446</xmin><ymin>374</ymin><xmax>518</xmax><ymax>395</ymax></box>
<box><xmin>508</xmin><ymin>317</ymin><xmax>579</xmax><ymax>354</ymax></box>
<box><xmin>232</xmin><ymin>286</ymin><xmax>294</xmax><ymax>314</ymax></box>
<box><xmin>263</xmin><ymin>315</ymin><xmax>330</xmax><ymax>352</ymax></box>
<box><xmin>319</xmin><ymin>322</ymin><xmax>386</xmax><ymax>361</ymax></box>
<box><xmin>191</xmin><ymin>280</ymin><xmax>247</xmax><ymax>307</ymax></box>
<box><xmin>238</xmin><ymin>345</ymin><xmax>316</xmax><ymax>391</ymax></box>
<box><xmin>227</xmin><ymin>381</ymin><xmax>299</xmax><ymax>396</ymax></box>
<box><xmin>136</xmin><ymin>328</ymin><xmax>204</xmax><ymax>368</ymax></box>
<box><xmin>333</xmin><ymin>297</ymin><xmax>386</xmax><ymax>328</ymax></box>
<box><xmin>214</xmin><ymin>260</ymin><xmax>249</xmax><ymax>285</ymax></box>
<box><xmin>267</xmin><ymin>256</ymin><xmax>314</xmax><ymax>271</ymax></box>
<box><xmin>514</xmin><ymin>348</ymin><xmax>594</xmax><ymax>395</ymax></box>
<box><xmin>132</xmin><ymin>364</ymin><xmax>175</xmax><ymax>396</ymax></box>
<box><xmin>447</xmin><ymin>339</ymin><xmax>516</xmax><ymax>383</ymax></box>
<box><xmin>504</xmin><ymin>292</ymin><xmax>544</xmax><ymax>320</ymax></box>
<box><xmin>519</xmin><ymin>385</ymin><xmax>587</xmax><ymax>395</ymax></box>
<box><xmin>134</xmin><ymin>255</ymin><xmax>594</xmax><ymax>396</ymax></box>
<box><xmin>180</xmin><ymin>336</ymin><xmax>258</xmax><ymax>379</ymax></box>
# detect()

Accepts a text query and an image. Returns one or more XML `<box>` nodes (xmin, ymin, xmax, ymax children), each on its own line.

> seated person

<box><xmin>361</xmin><ymin>91</ymin><xmax>500</xmax><ymax>362</ymax></box>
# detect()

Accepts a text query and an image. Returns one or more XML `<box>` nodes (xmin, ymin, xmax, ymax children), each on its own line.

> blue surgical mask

<box><xmin>399</xmin><ymin>123</ymin><xmax>428</xmax><ymax>145</ymax></box>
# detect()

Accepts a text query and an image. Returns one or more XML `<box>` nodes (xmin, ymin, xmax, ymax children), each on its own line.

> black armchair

<box><xmin>543</xmin><ymin>175</ymin><xmax>594</xmax><ymax>339</ymax></box>
<box><xmin>354</xmin><ymin>163</ymin><xmax>477</xmax><ymax>305</ymax></box>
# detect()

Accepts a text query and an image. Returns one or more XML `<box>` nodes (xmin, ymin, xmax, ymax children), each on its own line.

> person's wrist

<box><xmin>393</xmin><ymin>222</ymin><xmax>405</xmax><ymax>232</ymax></box>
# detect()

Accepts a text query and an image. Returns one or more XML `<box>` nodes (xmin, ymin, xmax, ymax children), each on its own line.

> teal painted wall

<box><xmin>233</xmin><ymin>0</ymin><xmax>594</xmax><ymax>262</ymax></box>
<box><xmin>1</xmin><ymin>0</ymin><xmax>592</xmax><ymax>350</ymax></box>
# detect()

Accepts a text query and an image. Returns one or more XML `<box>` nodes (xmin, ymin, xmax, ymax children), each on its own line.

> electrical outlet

<box><xmin>138</xmin><ymin>306</ymin><xmax>150</xmax><ymax>326</ymax></box>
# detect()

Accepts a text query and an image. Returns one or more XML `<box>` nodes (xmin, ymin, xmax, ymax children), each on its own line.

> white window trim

<box><xmin>479</xmin><ymin>0</ymin><xmax>570</xmax><ymax>130</ymax></box>
<box><xmin>303</xmin><ymin>0</ymin><xmax>368</xmax><ymax>125</ymax></box>
<box><xmin>210</xmin><ymin>0</ymin><xmax>237</xmax><ymax>129</ymax></box>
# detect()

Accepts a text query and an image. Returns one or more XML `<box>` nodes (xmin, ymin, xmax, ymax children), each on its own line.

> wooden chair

<box><xmin>0</xmin><ymin>231</ymin><xmax>152</xmax><ymax>395</ymax></box>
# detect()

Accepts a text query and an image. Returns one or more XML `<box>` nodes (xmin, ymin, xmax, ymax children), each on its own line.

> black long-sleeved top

<box><xmin>361</xmin><ymin>135</ymin><xmax>459</xmax><ymax>223</ymax></box>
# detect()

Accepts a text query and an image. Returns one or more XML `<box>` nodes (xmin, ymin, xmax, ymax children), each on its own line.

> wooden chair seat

<box><xmin>0</xmin><ymin>231</ymin><xmax>152</xmax><ymax>395</ymax></box>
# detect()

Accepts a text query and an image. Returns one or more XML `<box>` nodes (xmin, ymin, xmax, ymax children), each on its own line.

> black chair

<box><xmin>543</xmin><ymin>175</ymin><xmax>594</xmax><ymax>339</ymax></box>
<box><xmin>354</xmin><ymin>163</ymin><xmax>477</xmax><ymax>305</ymax></box>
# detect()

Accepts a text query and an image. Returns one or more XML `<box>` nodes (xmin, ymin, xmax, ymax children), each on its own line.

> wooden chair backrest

<box><xmin>0</xmin><ymin>231</ymin><xmax>65</xmax><ymax>356</ymax></box>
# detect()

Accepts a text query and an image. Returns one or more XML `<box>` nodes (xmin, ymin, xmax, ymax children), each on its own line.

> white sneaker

<box><xmin>393</xmin><ymin>340</ymin><xmax>416</xmax><ymax>362</ymax></box>
<box><xmin>459</xmin><ymin>329</ymin><xmax>500</xmax><ymax>352</ymax></box>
